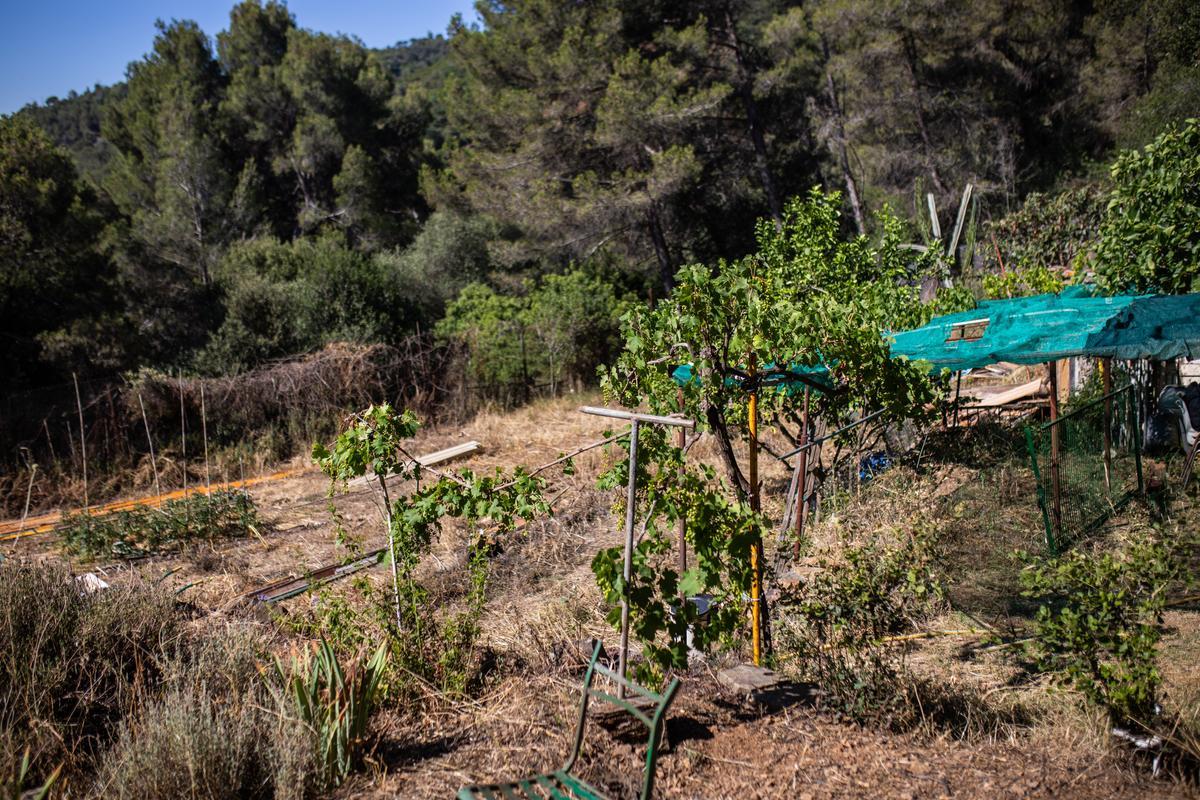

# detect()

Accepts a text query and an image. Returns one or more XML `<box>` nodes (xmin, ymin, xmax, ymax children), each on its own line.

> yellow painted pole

<box><xmin>748</xmin><ymin>357</ymin><xmax>762</xmax><ymax>666</ymax></box>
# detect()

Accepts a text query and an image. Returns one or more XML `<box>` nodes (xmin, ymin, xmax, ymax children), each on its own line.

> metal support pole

<box><xmin>179</xmin><ymin>372</ymin><xmax>188</xmax><ymax>505</ymax></box>
<box><xmin>1102</xmin><ymin>358</ymin><xmax>1113</xmax><ymax>492</ymax></box>
<box><xmin>579</xmin><ymin>406</ymin><xmax>695</xmax><ymax>692</ymax></box>
<box><xmin>676</xmin><ymin>389</ymin><xmax>687</xmax><ymax>601</ymax></box>
<box><xmin>200</xmin><ymin>384</ymin><xmax>211</xmax><ymax>494</ymax></box>
<box><xmin>138</xmin><ymin>393</ymin><xmax>162</xmax><ymax>504</ymax></box>
<box><xmin>73</xmin><ymin>373</ymin><xmax>88</xmax><ymax>511</ymax></box>
<box><xmin>619</xmin><ymin>418</ymin><xmax>640</xmax><ymax>697</ymax></box>
<box><xmin>953</xmin><ymin>371</ymin><xmax>963</xmax><ymax>427</ymax></box>
<box><xmin>1047</xmin><ymin>362</ymin><xmax>1063</xmax><ymax>550</ymax></box>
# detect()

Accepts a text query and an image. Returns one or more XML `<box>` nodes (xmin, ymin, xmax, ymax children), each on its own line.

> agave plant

<box><xmin>276</xmin><ymin>637</ymin><xmax>388</xmax><ymax>787</ymax></box>
<box><xmin>3</xmin><ymin>748</ymin><xmax>60</xmax><ymax>800</ymax></box>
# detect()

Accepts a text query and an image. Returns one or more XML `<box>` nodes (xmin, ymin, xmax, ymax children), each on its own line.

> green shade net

<box><xmin>670</xmin><ymin>361</ymin><xmax>831</xmax><ymax>392</ymax></box>
<box><xmin>1079</xmin><ymin>292</ymin><xmax>1200</xmax><ymax>361</ymax></box>
<box><xmin>670</xmin><ymin>287</ymin><xmax>1200</xmax><ymax>391</ymax></box>
<box><xmin>890</xmin><ymin>286</ymin><xmax>1200</xmax><ymax>370</ymax></box>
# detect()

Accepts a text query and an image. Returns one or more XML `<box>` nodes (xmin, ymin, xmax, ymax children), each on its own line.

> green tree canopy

<box><xmin>1093</xmin><ymin>119</ymin><xmax>1200</xmax><ymax>296</ymax></box>
<box><xmin>429</xmin><ymin>0</ymin><xmax>824</xmax><ymax>292</ymax></box>
<box><xmin>0</xmin><ymin>116</ymin><xmax>119</xmax><ymax>384</ymax></box>
<box><xmin>603</xmin><ymin>189</ymin><xmax>971</xmax><ymax>495</ymax></box>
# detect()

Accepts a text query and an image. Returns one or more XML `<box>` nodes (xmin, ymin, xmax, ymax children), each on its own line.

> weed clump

<box><xmin>1021</xmin><ymin>528</ymin><xmax>1199</xmax><ymax>727</ymax></box>
<box><xmin>0</xmin><ymin>561</ymin><xmax>386</xmax><ymax>797</ymax></box>
<box><xmin>273</xmin><ymin>638</ymin><xmax>387</xmax><ymax>788</ymax></box>
<box><xmin>0</xmin><ymin>562</ymin><xmax>180</xmax><ymax>787</ymax></box>
<box><xmin>58</xmin><ymin>489</ymin><xmax>261</xmax><ymax>558</ymax></box>
<box><xmin>777</xmin><ymin>523</ymin><xmax>944</xmax><ymax>723</ymax></box>
<box><xmin>99</xmin><ymin>688</ymin><xmax>278</xmax><ymax>800</ymax></box>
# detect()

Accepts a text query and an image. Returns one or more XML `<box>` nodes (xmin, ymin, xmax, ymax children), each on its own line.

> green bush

<box><xmin>436</xmin><ymin>269</ymin><xmax>628</xmax><ymax>401</ymax></box>
<box><xmin>197</xmin><ymin>235</ymin><xmax>423</xmax><ymax>374</ymax></box>
<box><xmin>58</xmin><ymin>489</ymin><xmax>261</xmax><ymax>558</ymax></box>
<box><xmin>981</xmin><ymin>264</ymin><xmax>1064</xmax><ymax>299</ymax></box>
<box><xmin>981</xmin><ymin>186</ymin><xmax>1105</xmax><ymax>278</ymax></box>
<box><xmin>382</xmin><ymin>210</ymin><xmax>495</xmax><ymax>320</ymax></box>
<box><xmin>1094</xmin><ymin>118</ymin><xmax>1200</xmax><ymax>295</ymax></box>
<box><xmin>1021</xmin><ymin>534</ymin><xmax>1190</xmax><ymax>725</ymax></box>
<box><xmin>777</xmin><ymin>526</ymin><xmax>943</xmax><ymax>722</ymax></box>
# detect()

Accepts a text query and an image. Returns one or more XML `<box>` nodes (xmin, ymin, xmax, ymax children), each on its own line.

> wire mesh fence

<box><xmin>1024</xmin><ymin>384</ymin><xmax>1143</xmax><ymax>553</ymax></box>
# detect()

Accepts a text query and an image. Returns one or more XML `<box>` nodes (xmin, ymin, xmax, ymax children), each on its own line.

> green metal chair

<box><xmin>456</xmin><ymin>642</ymin><xmax>680</xmax><ymax>800</ymax></box>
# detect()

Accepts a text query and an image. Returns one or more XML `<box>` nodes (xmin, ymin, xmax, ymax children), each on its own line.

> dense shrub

<box><xmin>1094</xmin><ymin>118</ymin><xmax>1200</xmax><ymax>295</ymax></box>
<box><xmin>981</xmin><ymin>264</ymin><xmax>1064</xmax><ymax>299</ymax></box>
<box><xmin>980</xmin><ymin>186</ymin><xmax>1105</xmax><ymax>278</ymax></box>
<box><xmin>197</xmin><ymin>236</ymin><xmax>424</xmax><ymax>374</ymax></box>
<box><xmin>1021</xmin><ymin>532</ymin><xmax>1194</xmax><ymax>726</ymax></box>
<box><xmin>436</xmin><ymin>269</ymin><xmax>628</xmax><ymax>401</ymax></box>
<box><xmin>381</xmin><ymin>210</ymin><xmax>495</xmax><ymax>320</ymax></box>
<box><xmin>777</xmin><ymin>525</ymin><xmax>944</xmax><ymax>722</ymax></box>
<box><xmin>0</xmin><ymin>563</ymin><xmax>180</xmax><ymax>785</ymax></box>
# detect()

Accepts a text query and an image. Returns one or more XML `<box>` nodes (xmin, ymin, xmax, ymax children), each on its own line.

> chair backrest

<box><xmin>562</xmin><ymin>641</ymin><xmax>680</xmax><ymax>800</ymax></box>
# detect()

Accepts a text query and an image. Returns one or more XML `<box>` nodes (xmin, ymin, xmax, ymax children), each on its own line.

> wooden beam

<box><xmin>347</xmin><ymin>441</ymin><xmax>481</xmax><ymax>487</ymax></box>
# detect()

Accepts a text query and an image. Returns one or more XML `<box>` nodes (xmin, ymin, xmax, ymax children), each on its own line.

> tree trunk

<box><xmin>646</xmin><ymin>205</ymin><xmax>675</xmax><ymax>295</ymax></box>
<box><xmin>706</xmin><ymin>404</ymin><xmax>750</xmax><ymax>499</ymax></box>
<box><xmin>724</xmin><ymin>8</ymin><xmax>782</xmax><ymax>230</ymax></box>
<box><xmin>825</xmin><ymin>72</ymin><xmax>867</xmax><ymax>237</ymax></box>
<box><xmin>901</xmin><ymin>33</ymin><xmax>947</xmax><ymax>195</ymax></box>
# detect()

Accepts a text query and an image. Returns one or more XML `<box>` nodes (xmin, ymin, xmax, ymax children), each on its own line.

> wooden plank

<box><xmin>416</xmin><ymin>440</ymin><xmax>481</xmax><ymax>466</ymax></box>
<box><xmin>958</xmin><ymin>378</ymin><xmax>1044</xmax><ymax>408</ymax></box>
<box><xmin>347</xmin><ymin>441</ymin><xmax>480</xmax><ymax>487</ymax></box>
<box><xmin>947</xmin><ymin>183</ymin><xmax>974</xmax><ymax>260</ymax></box>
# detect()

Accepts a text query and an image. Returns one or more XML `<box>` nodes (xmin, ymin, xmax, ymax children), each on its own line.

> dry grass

<box><xmin>5</xmin><ymin>395</ymin><xmax>1198</xmax><ymax>797</ymax></box>
<box><xmin>0</xmin><ymin>562</ymin><xmax>182</xmax><ymax>786</ymax></box>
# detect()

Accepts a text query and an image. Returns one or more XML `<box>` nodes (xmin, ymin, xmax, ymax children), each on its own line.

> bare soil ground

<box><xmin>360</xmin><ymin>673</ymin><xmax>1188</xmax><ymax>799</ymax></box>
<box><xmin>6</xmin><ymin>395</ymin><xmax>1198</xmax><ymax>799</ymax></box>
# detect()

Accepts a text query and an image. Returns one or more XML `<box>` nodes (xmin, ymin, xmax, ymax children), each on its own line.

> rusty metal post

<box><xmin>1047</xmin><ymin>362</ymin><xmax>1063</xmax><ymax>542</ymax></box>
<box><xmin>793</xmin><ymin>387</ymin><xmax>810</xmax><ymax>559</ymax></box>
<box><xmin>953</xmin><ymin>370</ymin><xmax>963</xmax><ymax>427</ymax></box>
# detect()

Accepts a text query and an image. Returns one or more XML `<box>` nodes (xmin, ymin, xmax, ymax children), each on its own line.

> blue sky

<box><xmin>0</xmin><ymin>0</ymin><xmax>479</xmax><ymax>114</ymax></box>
